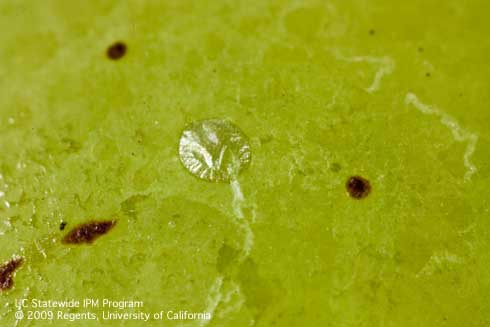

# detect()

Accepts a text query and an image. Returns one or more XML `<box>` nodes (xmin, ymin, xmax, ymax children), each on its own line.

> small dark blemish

<box><xmin>346</xmin><ymin>175</ymin><xmax>371</xmax><ymax>199</ymax></box>
<box><xmin>305</xmin><ymin>167</ymin><xmax>314</xmax><ymax>175</ymax></box>
<box><xmin>369</xmin><ymin>29</ymin><xmax>375</xmax><ymax>36</ymax></box>
<box><xmin>330</xmin><ymin>163</ymin><xmax>342</xmax><ymax>173</ymax></box>
<box><xmin>135</xmin><ymin>129</ymin><xmax>145</xmax><ymax>144</ymax></box>
<box><xmin>425</xmin><ymin>72</ymin><xmax>431</xmax><ymax>77</ymax></box>
<box><xmin>259</xmin><ymin>134</ymin><xmax>273</xmax><ymax>145</ymax></box>
<box><xmin>418</xmin><ymin>47</ymin><xmax>424</xmax><ymax>53</ymax></box>
<box><xmin>61</xmin><ymin>138</ymin><xmax>81</xmax><ymax>153</ymax></box>
<box><xmin>59</xmin><ymin>222</ymin><xmax>67</xmax><ymax>231</ymax></box>
<box><xmin>62</xmin><ymin>220</ymin><xmax>117</xmax><ymax>245</ymax></box>
<box><xmin>107</xmin><ymin>42</ymin><xmax>127</xmax><ymax>60</ymax></box>
<box><xmin>216</xmin><ymin>243</ymin><xmax>239</xmax><ymax>273</ymax></box>
<box><xmin>121</xmin><ymin>195</ymin><xmax>148</xmax><ymax>219</ymax></box>
<box><xmin>0</xmin><ymin>257</ymin><xmax>24</xmax><ymax>291</ymax></box>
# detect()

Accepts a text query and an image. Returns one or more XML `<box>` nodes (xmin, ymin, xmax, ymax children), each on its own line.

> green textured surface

<box><xmin>1</xmin><ymin>0</ymin><xmax>490</xmax><ymax>326</ymax></box>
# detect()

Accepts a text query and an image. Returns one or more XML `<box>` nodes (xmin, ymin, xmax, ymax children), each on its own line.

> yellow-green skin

<box><xmin>1</xmin><ymin>1</ymin><xmax>490</xmax><ymax>326</ymax></box>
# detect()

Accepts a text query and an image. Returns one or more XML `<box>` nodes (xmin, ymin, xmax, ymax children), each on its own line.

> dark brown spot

<box><xmin>425</xmin><ymin>72</ymin><xmax>431</xmax><ymax>77</ymax></box>
<box><xmin>346</xmin><ymin>175</ymin><xmax>371</xmax><ymax>199</ymax></box>
<box><xmin>369</xmin><ymin>29</ymin><xmax>375</xmax><ymax>35</ymax></box>
<box><xmin>59</xmin><ymin>222</ymin><xmax>67</xmax><ymax>231</ymax></box>
<box><xmin>106</xmin><ymin>42</ymin><xmax>127</xmax><ymax>60</ymax></box>
<box><xmin>0</xmin><ymin>257</ymin><xmax>24</xmax><ymax>291</ymax></box>
<box><xmin>62</xmin><ymin>220</ymin><xmax>117</xmax><ymax>245</ymax></box>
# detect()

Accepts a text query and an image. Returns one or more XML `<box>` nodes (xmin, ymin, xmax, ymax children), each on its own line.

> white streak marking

<box><xmin>34</xmin><ymin>241</ymin><xmax>47</xmax><ymax>259</ymax></box>
<box><xmin>230</xmin><ymin>179</ymin><xmax>244</xmax><ymax>219</ymax></box>
<box><xmin>230</xmin><ymin>179</ymin><xmax>254</xmax><ymax>256</ymax></box>
<box><xmin>241</xmin><ymin>220</ymin><xmax>255</xmax><ymax>257</ymax></box>
<box><xmin>217</xmin><ymin>282</ymin><xmax>245</xmax><ymax>318</ymax></box>
<box><xmin>198</xmin><ymin>276</ymin><xmax>224</xmax><ymax>327</ymax></box>
<box><xmin>405</xmin><ymin>92</ymin><xmax>478</xmax><ymax>181</ymax></box>
<box><xmin>416</xmin><ymin>251</ymin><xmax>464</xmax><ymax>278</ymax></box>
<box><xmin>333</xmin><ymin>51</ymin><xmax>395</xmax><ymax>93</ymax></box>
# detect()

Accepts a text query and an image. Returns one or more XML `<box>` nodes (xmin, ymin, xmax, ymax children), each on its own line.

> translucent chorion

<box><xmin>179</xmin><ymin>119</ymin><xmax>251</xmax><ymax>183</ymax></box>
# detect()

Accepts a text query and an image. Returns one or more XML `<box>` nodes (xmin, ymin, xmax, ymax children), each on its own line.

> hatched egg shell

<box><xmin>179</xmin><ymin>119</ymin><xmax>251</xmax><ymax>182</ymax></box>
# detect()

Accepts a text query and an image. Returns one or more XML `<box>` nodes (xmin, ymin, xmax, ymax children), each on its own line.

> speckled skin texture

<box><xmin>0</xmin><ymin>1</ymin><xmax>489</xmax><ymax>326</ymax></box>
